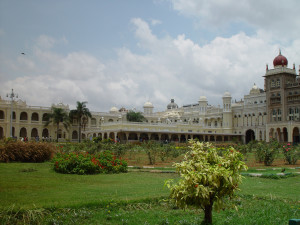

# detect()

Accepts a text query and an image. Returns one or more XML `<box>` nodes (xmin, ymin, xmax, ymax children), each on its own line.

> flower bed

<box><xmin>53</xmin><ymin>151</ymin><xmax>127</xmax><ymax>175</ymax></box>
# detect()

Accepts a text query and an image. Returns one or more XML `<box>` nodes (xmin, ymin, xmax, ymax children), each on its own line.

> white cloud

<box><xmin>169</xmin><ymin>0</ymin><xmax>300</xmax><ymax>41</ymax></box>
<box><xmin>36</xmin><ymin>35</ymin><xmax>56</xmax><ymax>49</ymax></box>
<box><xmin>1</xmin><ymin>19</ymin><xmax>299</xmax><ymax>112</ymax></box>
<box><xmin>151</xmin><ymin>19</ymin><xmax>162</xmax><ymax>26</ymax></box>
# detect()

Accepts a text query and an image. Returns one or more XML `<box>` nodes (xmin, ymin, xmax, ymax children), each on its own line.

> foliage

<box><xmin>52</xmin><ymin>151</ymin><xmax>127</xmax><ymax>175</ymax></box>
<box><xmin>165</xmin><ymin>141</ymin><xmax>248</xmax><ymax>224</ymax></box>
<box><xmin>44</xmin><ymin>107</ymin><xmax>70</xmax><ymax>142</ymax></box>
<box><xmin>254</xmin><ymin>140</ymin><xmax>280</xmax><ymax>166</ymax></box>
<box><xmin>1</xmin><ymin>195</ymin><xmax>300</xmax><ymax>225</ymax></box>
<box><xmin>126</xmin><ymin>110</ymin><xmax>145</xmax><ymax>122</ymax></box>
<box><xmin>141</xmin><ymin>141</ymin><xmax>160</xmax><ymax>165</ymax></box>
<box><xmin>282</xmin><ymin>143</ymin><xmax>300</xmax><ymax>165</ymax></box>
<box><xmin>69</xmin><ymin>101</ymin><xmax>92</xmax><ymax>143</ymax></box>
<box><xmin>0</xmin><ymin>141</ymin><xmax>55</xmax><ymax>162</ymax></box>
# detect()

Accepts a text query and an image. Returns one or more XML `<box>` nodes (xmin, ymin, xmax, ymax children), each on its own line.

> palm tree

<box><xmin>69</xmin><ymin>101</ymin><xmax>92</xmax><ymax>143</ymax></box>
<box><xmin>44</xmin><ymin>107</ymin><xmax>70</xmax><ymax>142</ymax></box>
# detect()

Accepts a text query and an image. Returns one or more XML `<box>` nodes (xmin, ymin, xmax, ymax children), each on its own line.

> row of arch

<box><xmin>0</xmin><ymin>110</ymin><xmax>49</xmax><ymax>122</ymax></box>
<box><xmin>0</xmin><ymin>126</ymin><xmax>50</xmax><ymax>139</ymax></box>
<box><xmin>245</xmin><ymin>127</ymin><xmax>300</xmax><ymax>144</ymax></box>
<box><xmin>85</xmin><ymin>131</ymin><xmax>240</xmax><ymax>143</ymax></box>
<box><xmin>269</xmin><ymin>127</ymin><xmax>300</xmax><ymax>143</ymax></box>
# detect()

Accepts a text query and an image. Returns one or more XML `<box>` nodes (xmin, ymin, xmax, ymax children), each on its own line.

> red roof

<box><xmin>273</xmin><ymin>51</ymin><xmax>288</xmax><ymax>67</ymax></box>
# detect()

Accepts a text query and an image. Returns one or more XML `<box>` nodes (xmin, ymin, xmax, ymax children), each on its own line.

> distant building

<box><xmin>0</xmin><ymin>52</ymin><xmax>299</xmax><ymax>143</ymax></box>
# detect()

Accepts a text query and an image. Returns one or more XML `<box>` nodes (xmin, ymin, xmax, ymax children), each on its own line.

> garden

<box><xmin>0</xmin><ymin>138</ymin><xmax>299</xmax><ymax>224</ymax></box>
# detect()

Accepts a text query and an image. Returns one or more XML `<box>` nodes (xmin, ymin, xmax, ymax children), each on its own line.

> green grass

<box><xmin>0</xmin><ymin>163</ymin><xmax>177</xmax><ymax>209</ymax></box>
<box><xmin>0</xmin><ymin>162</ymin><xmax>300</xmax><ymax>224</ymax></box>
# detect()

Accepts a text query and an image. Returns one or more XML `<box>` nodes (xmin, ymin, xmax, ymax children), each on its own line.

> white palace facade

<box><xmin>0</xmin><ymin>52</ymin><xmax>299</xmax><ymax>144</ymax></box>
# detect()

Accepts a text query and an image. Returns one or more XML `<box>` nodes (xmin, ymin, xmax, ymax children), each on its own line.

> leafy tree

<box><xmin>165</xmin><ymin>141</ymin><xmax>247</xmax><ymax>224</ymax></box>
<box><xmin>44</xmin><ymin>107</ymin><xmax>70</xmax><ymax>142</ymax></box>
<box><xmin>69</xmin><ymin>101</ymin><xmax>92</xmax><ymax>143</ymax></box>
<box><xmin>126</xmin><ymin>110</ymin><xmax>145</xmax><ymax>122</ymax></box>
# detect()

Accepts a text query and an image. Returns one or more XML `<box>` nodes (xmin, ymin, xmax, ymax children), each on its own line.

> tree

<box><xmin>69</xmin><ymin>101</ymin><xmax>92</xmax><ymax>143</ymax></box>
<box><xmin>126</xmin><ymin>110</ymin><xmax>145</xmax><ymax>122</ymax></box>
<box><xmin>44</xmin><ymin>107</ymin><xmax>70</xmax><ymax>142</ymax></box>
<box><xmin>165</xmin><ymin>141</ymin><xmax>247</xmax><ymax>224</ymax></box>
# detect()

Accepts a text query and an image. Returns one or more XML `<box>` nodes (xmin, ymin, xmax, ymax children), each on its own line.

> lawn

<box><xmin>0</xmin><ymin>162</ymin><xmax>300</xmax><ymax>224</ymax></box>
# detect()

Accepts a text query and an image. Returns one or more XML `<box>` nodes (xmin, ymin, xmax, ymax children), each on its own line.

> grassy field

<box><xmin>0</xmin><ymin>162</ymin><xmax>300</xmax><ymax>224</ymax></box>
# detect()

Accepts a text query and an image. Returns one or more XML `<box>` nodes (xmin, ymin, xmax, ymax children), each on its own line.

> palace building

<box><xmin>0</xmin><ymin>52</ymin><xmax>299</xmax><ymax>143</ymax></box>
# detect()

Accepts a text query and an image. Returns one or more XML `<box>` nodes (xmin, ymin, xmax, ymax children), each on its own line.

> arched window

<box><xmin>12</xmin><ymin>111</ymin><xmax>16</xmax><ymax>120</ymax></box>
<box><xmin>42</xmin><ymin>128</ymin><xmax>49</xmax><ymax>138</ymax></box>
<box><xmin>0</xmin><ymin>127</ymin><xmax>4</xmax><ymax>139</ymax></box>
<box><xmin>42</xmin><ymin>113</ymin><xmax>49</xmax><ymax>122</ymax></box>
<box><xmin>20</xmin><ymin>127</ymin><xmax>27</xmax><ymax>138</ymax></box>
<box><xmin>72</xmin><ymin>130</ymin><xmax>78</xmax><ymax>140</ymax></box>
<box><xmin>0</xmin><ymin>110</ymin><xmax>4</xmax><ymax>120</ymax></box>
<box><xmin>31</xmin><ymin>112</ymin><xmax>39</xmax><ymax>121</ymax></box>
<box><xmin>20</xmin><ymin>112</ymin><xmax>28</xmax><ymax>121</ymax></box>
<box><xmin>31</xmin><ymin>128</ymin><xmax>38</xmax><ymax>137</ymax></box>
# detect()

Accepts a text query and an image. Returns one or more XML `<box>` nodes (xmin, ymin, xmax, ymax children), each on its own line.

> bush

<box><xmin>52</xmin><ymin>151</ymin><xmax>127</xmax><ymax>175</ymax></box>
<box><xmin>0</xmin><ymin>141</ymin><xmax>55</xmax><ymax>162</ymax></box>
<box><xmin>282</xmin><ymin>143</ymin><xmax>300</xmax><ymax>165</ymax></box>
<box><xmin>254</xmin><ymin>140</ymin><xmax>280</xmax><ymax>166</ymax></box>
<box><xmin>165</xmin><ymin>141</ymin><xmax>247</xmax><ymax>224</ymax></box>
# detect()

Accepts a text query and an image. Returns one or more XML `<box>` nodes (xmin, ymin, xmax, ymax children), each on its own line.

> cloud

<box><xmin>169</xmin><ymin>0</ymin><xmax>300</xmax><ymax>41</ymax></box>
<box><xmin>151</xmin><ymin>19</ymin><xmax>162</xmax><ymax>26</ymax></box>
<box><xmin>1</xmin><ymin>19</ymin><xmax>299</xmax><ymax>113</ymax></box>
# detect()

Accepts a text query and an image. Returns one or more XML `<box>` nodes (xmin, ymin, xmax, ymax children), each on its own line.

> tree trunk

<box><xmin>78</xmin><ymin>119</ymin><xmax>81</xmax><ymax>143</ymax></box>
<box><xmin>203</xmin><ymin>204</ymin><xmax>213</xmax><ymax>224</ymax></box>
<box><xmin>56</xmin><ymin>123</ymin><xmax>59</xmax><ymax>142</ymax></box>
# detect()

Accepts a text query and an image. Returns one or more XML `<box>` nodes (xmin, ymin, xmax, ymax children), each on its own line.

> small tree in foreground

<box><xmin>165</xmin><ymin>141</ymin><xmax>248</xmax><ymax>224</ymax></box>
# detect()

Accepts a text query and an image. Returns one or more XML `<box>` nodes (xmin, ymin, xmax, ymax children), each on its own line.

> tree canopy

<box><xmin>69</xmin><ymin>101</ymin><xmax>92</xmax><ymax>143</ymax></box>
<box><xmin>126</xmin><ymin>110</ymin><xmax>145</xmax><ymax>122</ymax></box>
<box><xmin>44</xmin><ymin>107</ymin><xmax>70</xmax><ymax>142</ymax></box>
<box><xmin>165</xmin><ymin>141</ymin><xmax>247</xmax><ymax>224</ymax></box>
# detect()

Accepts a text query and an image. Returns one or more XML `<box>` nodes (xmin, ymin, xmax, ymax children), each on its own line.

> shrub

<box><xmin>52</xmin><ymin>151</ymin><xmax>127</xmax><ymax>175</ymax></box>
<box><xmin>282</xmin><ymin>143</ymin><xmax>300</xmax><ymax>165</ymax></box>
<box><xmin>0</xmin><ymin>141</ymin><xmax>55</xmax><ymax>162</ymax></box>
<box><xmin>254</xmin><ymin>140</ymin><xmax>280</xmax><ymax>166</ymax></box>
<box><xmin>165</xmin><ymin>141</ymin><xmax>247</xmax><ymax>224</ymax></box>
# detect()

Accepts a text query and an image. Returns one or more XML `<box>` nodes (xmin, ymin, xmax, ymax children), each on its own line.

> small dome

<box><xmin>250</xmin><ymin>83</ymin><xmax>260</xmax><ymax>95</ymax></box>
<box><xmin>144</xmin><ymin>101</ymin><xmax>154</xmax><ymax>108</ymax></box>
<box><xmin>110</xmin><ymin>106</ymin><xmax>118</xmax><ymax>113</ymax></box>
<box><xmin>199</xmin><ymin>96</ymin><xmax>207</xmax><ymax>102</ymax></box>
<box><xmin>223</xmin><ymin>91</ymin><xmax>231</xmax><ymax>97</ymax></box>
<box><xmin>167</xmin><ymin>99</ymin><xmax>178</xmax><ymax>110</ymax></box>
<box><xmin>273</xmin><ymin>50</ymin><xmax>288</xmax><ymax>67</ymax></box>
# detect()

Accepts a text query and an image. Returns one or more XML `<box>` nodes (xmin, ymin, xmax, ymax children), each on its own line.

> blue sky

<box><xmin>0</xmin><ymin>0</ymin><xmax>300</xmax><ymax>112</ymax></box>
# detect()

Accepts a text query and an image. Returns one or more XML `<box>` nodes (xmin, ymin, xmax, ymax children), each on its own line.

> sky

<box><xmin>0</xmin><ymin>0</ymin><xmax>300</xmax><ymax>113</ymax></box>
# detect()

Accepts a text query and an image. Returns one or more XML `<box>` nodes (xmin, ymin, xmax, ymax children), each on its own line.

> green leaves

<box><xmin>52</xmin><ymin>151</ymin><xmax>128</xmax><ymax>175</ymax></box>
<box><xmin>126</xmin><ymin>110</ymin><xmax>145</xmax><ymax>122</ymax></box>
<box><xmin>166</xmin><ymin>141</ymin><xmax>248</xmax><ymax>224</ymax></box>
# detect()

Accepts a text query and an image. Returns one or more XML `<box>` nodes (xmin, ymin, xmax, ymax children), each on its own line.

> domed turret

<box><xmin>167</xmin><ymin>99</ymin><xmax>178</xmax><ymax>110</ymax></box>
<box><xmin>144</xmin><ymin>101</ymin><xmax>154</xmax><ymax>114</ymax></box>
<box><xmin>273</xmin><ymin>50</ymin><xmax>288</xmax><ymax>68</ymax></box>
<box><xmin>250</xmin><ymin>83</ymin><xmax>260</xmax><ymax>95</ymax></box>
<box><xmin>223</xmin><ymin>91</ymin><xmax>231</xmax><ymax>98</ymax></box>
<box><xmin>110</xmin><ymin>106</ymin><xmax>118</xmax><ymax>113</ymax></box>
<box><xmin>199</xmin><ymin>96</ymin><xmax>207</xmax><ymax>102</ymax></box>
<box><xmin>143</xmin><ymin>101</ymin><xmax>153</xmax><ymax>108</ymax></box>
